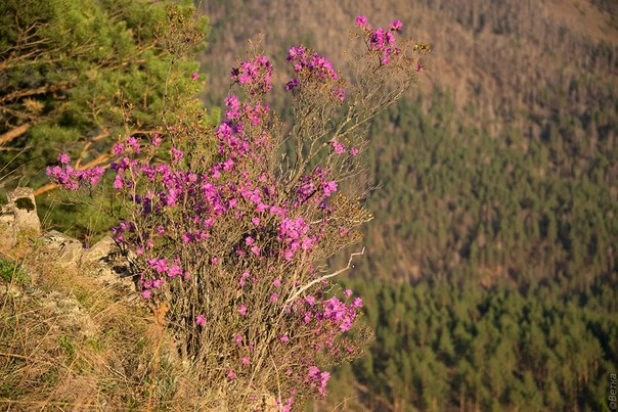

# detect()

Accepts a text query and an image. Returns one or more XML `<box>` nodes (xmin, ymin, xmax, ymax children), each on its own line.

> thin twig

<box><xmin>285</xmin><ymin>247</ymin><xmax>365</xmax><ymax>305</ymax></box>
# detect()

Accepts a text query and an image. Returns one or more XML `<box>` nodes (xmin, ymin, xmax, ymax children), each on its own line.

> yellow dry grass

<box><xmin>0</xmin><ymin>234</ymin><xmax>207</xmax><ymax>411</ymax></box>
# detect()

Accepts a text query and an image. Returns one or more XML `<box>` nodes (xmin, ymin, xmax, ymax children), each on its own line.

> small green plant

<box><xmin>0</xmin><ymin>258</ymin><xmax>29</xmax><ymax>285</ymax></box>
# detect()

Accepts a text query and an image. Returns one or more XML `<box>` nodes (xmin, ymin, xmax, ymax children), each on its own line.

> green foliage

<box><xmin>0</xmin><ymin>0</ymin><xmax>211</xmax><ymax>237</ymax></box>
<box><xmin>355</xmin><ymin>88</ymin><xmax>618</xmax><ymax>293</ymax></box>
<box><xmin>0</xmin><ymin>259</ymin><xmax>29</xmax><ymax>285</ymax></box>
<box><xmin>336</xmin><ymin>278</ymin><xmax>618</xmax><ymax>411</ymax></box>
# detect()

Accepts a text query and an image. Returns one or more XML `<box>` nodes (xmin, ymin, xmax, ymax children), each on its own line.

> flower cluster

<box><xmin>284</xmin><ymin>46</ymin><xmax>345</xmax><ymax>102</ymax></box>
<box><xmin>278</xmin><ymin>217</ymin><xmax>313</xmax><ymax>261</ymax></box>
<box><xmin>356</xmin><ymin>16</ymin><xmax>404</xmax><ymax>65</ymax></box>
<box><xmin>295</xmin><ymin>167</ymin><xmax>340</xmax><ymax>207</ymax></box>
<box><xmin>231</xmin><ymin>55</ymin><xmax>273</xmax><ymax>95</ymax></box>
<box><xmin>46</xmin><ymin>154</ymin><xmax>105</xmax><ymax>189</ymax></box>
<box><xmin>286</xmin><ymin>46</ymin><xmax>338</xmax><ymax>83</ymax></box>
<box><xmin>307</xmin><ymin>367</ymin><xmax>330</xmax><ymax>396</ymax></box>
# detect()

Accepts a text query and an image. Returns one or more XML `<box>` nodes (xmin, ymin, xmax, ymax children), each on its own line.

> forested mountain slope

<box><xmin>199</xmin><ymin>0</ymin><xmax>618</xmax><ymax>289</ymax></box>
<box><xmin>198</xmin><ymin>1</ymin><xmax>618</xmax><ymax>410</ymax></box>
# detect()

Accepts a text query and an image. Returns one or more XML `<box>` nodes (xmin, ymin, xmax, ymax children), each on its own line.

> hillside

<box><xmin>200</xmin><ymin>0</ymin><xmax>618</xmax><ymax>115</ymax></box>
<box><xmin>199</xmin><ymin>1</ymin><xmax>618</xmax><ymax>410</ymax></box>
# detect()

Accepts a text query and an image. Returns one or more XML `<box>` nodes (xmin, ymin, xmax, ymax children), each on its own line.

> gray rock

<box><xmin>81</xmin><ymin>235</ymin><xmax>117</xmax><ymax>265</ymax></box>
<box><xmin>0</xmin><ymin>187</ymin><xmax>41</xmax><ymax>248</ymax></box>
<box><xmin>1</xmin><ymin>187</ymin><xmax>137</xmax><ymax>296</ymax></box>
<box><xmin>42</xmin><ymin>230</ymin><xmax>84</xmax><ymax>267</ymax></box>
<box><xmin>5</xmin><ymin>187</ymin><xmax>40</xmax><ymax>233</ymax></box>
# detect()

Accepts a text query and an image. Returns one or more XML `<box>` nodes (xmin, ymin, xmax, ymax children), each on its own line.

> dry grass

<box><xmin>0</xmin><ymin>235</ymin><xmax>212</xmax><ymax>411</ymax></box>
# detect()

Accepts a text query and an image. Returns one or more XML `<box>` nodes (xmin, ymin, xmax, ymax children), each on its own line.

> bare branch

<box><xmin>285</xmin><ymin>247</ymin><xmax>365</xmax><ymax>305</ymax></box>
<box><xmin>0</xmin><ymin>123</ymin><xmax>31</xmax><ymax>146</ymax></box>
<box><xmin>0</xmin><ymin>82</ymin><xmax>71</xmax><ymax>105</ymax></box>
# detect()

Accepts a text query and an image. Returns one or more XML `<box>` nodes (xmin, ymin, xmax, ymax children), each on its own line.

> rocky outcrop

<box><xmin>42</xmin><ymin>230</ymin><xmax>85</xmax><ymax>267</ymax></box>
<box><xmin>0</xmin><ymin>187</ymin><xmax>40</xmax><ymax>249</ymax></box>
<box><xmin>1</xmin><ymin>187</ymin><xmax>135</xmax><ymax>292</ymax></box>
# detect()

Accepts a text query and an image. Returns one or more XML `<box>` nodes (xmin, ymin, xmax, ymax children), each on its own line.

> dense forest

<box><xmin>199</xmin><ymin>0</ymin><xmax>618</xmax><ymax>411</ymax></box>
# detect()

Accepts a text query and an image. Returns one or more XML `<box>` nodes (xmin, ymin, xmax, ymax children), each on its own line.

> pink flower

<box><xmin>224</xmin><ymin>95</ymin><xmax>241</xmax><ymax>118</ymax></box>
<box><xmin>345</xmin><ymin>289</ymin><xmax>353</xmax><ymax>298</ymax></box>
<box><xmin>191</xmin><ymin>72</ymin><xmax>199</xmax><ymax>80</ymax></box>
<box><xmin>126</xmin><ymin>136</ymin><xmax>140</xmax><ymax>153</ymax></box>
<box><xmin>270</xmin><ymin>293</ymin><xmax>278</xmax><ymax>303</ymax></box>
<box><xmin>353</xmin><ymin>297</ymin><xmax>363</xmax><ymax>308</ymax></box>
<box><xmin>390</xmin><ymin>20</ymin><xmax>403</xmax><ymax>31</ymax></box>
<box><xmin>141</xmin><ymin>289</ymin><xmax>151</xmax><ymax>299</ymax></box>
<box><xmin>301</xmin><ymin>237</ymin><xmax>313</xmax><ymax>250</ymax></box>
<box><xmin>245</xmin><ymin>236</ymin><xmax>255</xmax><ymax>246</ymax></box>
<box><xmin>171</xmin><ymin>147</ymin><xmax>183</xmax><ymax>163</ymax></box>
<box><xmin>239</xmin><ymin>305</ymin><xmax>247</xmax><ymax>316</ymax></box>
<box><xmin>226</xmin><ymin>369</ymin><xmax>236</xmax><ymax>380</ymax></box>
<box><xmin>273</xmin><ymin>278</ymin><xmax>281</xmax><ymax>287</ymax></box>
<box><xmin>355</xmin><ymin>16</ymin><xmax>368</xmax><ymax>28</ymax></box>
<box><xmin>350</xmin><ymin>147</ymin><xmax>359</xmax><ymax>157</ymax></box>
<box><xmin>332</xmin><ymin>139</ymin><xmax>346</xmax><ymax>154</ymax></box>
<box><xmin>242</xmin><ymin>356</ymin><xmax>250</xmax><ymax>365</ymax></box>
<box><xmin>113</xmin><ymin>175</ymin><xmax>123</xmax><ymax>189</ymax></box>
<box><xmin>57</xmin><ymin>153</ymin><xmax>70</xmax><ymax>164</ymax></box>
<box><xmin>152</xmin><ymin>134</ymin><xmax>161</xmax><ymax>147</ymax></box>
<box><xmin>196</xmin><ymin>315</ymin><xmax>206</xmax><ymax>325</ymax></box>
<box><xmin>148</xmin><ymin>258</ymin><xmax>168</xmax><ymax>274</ymax></box>
<box><xmin>333</xmin><ymin>88</ymin><xmax>345</xmax><ymax>102</ymax></box>
<box><xmin>308</xmin><ymin>366</ymin><xmax>320</xmax><ymax>379</ymax></box>
<box><xmin>285</xmin><ymin>78</ymin><xmax>299</xmax><ymax>91</ymax></box>
<box><xmin>235</xmin><ymin>335</ymin><xmax>243</xmax><ymax>345</ymax></box>
<box><xmin>167</xmin><ymin>264</ymin><xmax>182</xmax><ymax>277</ymax></box>
<box><xmin>113</xmin><ymin>143</ymin><xmax>125</xmax><ymax>155</ymax></box>
<box><xmin>239</xmin><ymin>271</ymin><xmax>250</xmax><ymax>286</ymax></box>
<box><xmin>280</xmin><ymin>334</ymin><xmax>289</xmax><ymax>342</ymax></box>
<box><xmin>323</xmin><ymin>181</ymin><xmax>338</xmax><ymax>197</ymax></box>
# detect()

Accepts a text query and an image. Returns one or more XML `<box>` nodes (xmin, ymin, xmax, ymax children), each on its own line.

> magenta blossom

<box><xmin>390</xmin><ymin>20</ymin><xmax>403</xmax><ymax>31</ymax></box>
<box><xmin>57</xmin><ymin>153</ymin><xmax>70</xmax><ymax>164</ymax></box>
<box><xmin>239</xmin><ymin>305</ymin><xmax>247</xmax><ymax>316</ymax></box>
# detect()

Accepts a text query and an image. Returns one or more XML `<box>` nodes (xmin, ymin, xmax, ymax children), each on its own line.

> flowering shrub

<box><xmin>48</xmin><ymin>16</ymin><xmax>424</xmax><ymax>410</ymax></box>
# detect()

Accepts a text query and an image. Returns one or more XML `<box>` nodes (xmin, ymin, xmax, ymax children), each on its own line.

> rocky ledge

<box><xmin>0</xmin><ymin>187</ymin><xmax>135</xmax><ymax>293</ymax></box>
